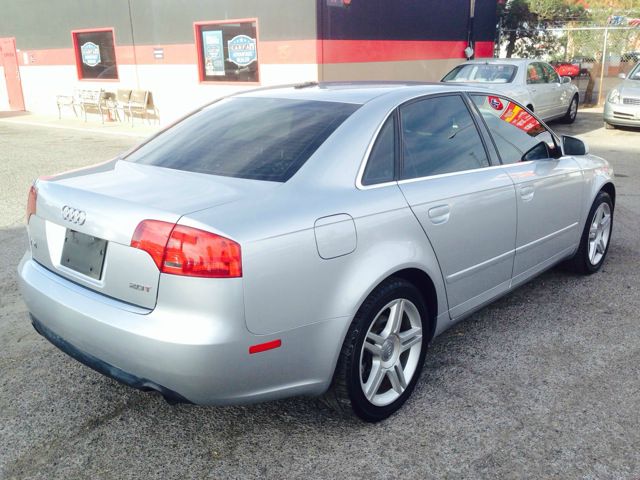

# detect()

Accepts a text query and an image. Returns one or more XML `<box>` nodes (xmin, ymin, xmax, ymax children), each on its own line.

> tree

<box><xmin>498</xmin><ymin>0</ymin><xmax>589</xmax><ymax>58</ymax></box>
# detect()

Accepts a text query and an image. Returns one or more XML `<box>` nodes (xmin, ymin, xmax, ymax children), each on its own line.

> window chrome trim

<box><xmin>396</xmin><ymin>163</ymin><xmax>518</xmax><ymax>186</ymax></box>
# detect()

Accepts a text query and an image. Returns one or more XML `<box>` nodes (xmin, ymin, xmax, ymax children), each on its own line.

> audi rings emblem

<box><xmin>62</xmin><ymin>205</ymin><xmax>86</xmax><ymax>225</ymax></box>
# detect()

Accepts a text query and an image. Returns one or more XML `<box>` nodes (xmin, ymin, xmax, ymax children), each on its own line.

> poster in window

<box><xmin>227</xmin><ymin>35</ymin><xmax>257</xmax><ymax>67</ymax></box>
<box><xmin>202</xmin><ymin>30</ymin><xmax>225</xmax><ymax>76</ymax></box>
<box><xmin>81</xmin><ymin>42</ymin><xmax>101</xmax><ymax>67</ymax></box>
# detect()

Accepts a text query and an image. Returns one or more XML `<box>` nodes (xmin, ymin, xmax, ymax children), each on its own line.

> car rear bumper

<box><xmin>18</xmin><ymin>254</ymin><xmax>345</xmax><ymax>404</ymax></box>
<box><xmin>604</xmin><ymin>101</ymin><xmax>640</xmax><ymax>127</ymax></box>
<box><xmin>30</xmin><ymin>314</ymin><xmax>192</xmax><ymax>403</ymax></box>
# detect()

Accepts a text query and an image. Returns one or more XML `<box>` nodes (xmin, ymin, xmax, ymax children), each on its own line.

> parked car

<box><xmin>604</xmin><ymin>62</ymin><xmax>640</xmax><ymax>129</ymax></box>
<box><xmin>442</xmin><ymin>59</ymin><xmax>580</xmax><ymax>123</ymax></box>
<box><xmin>19</xmin><ymin>83</ymin><xmax>615</xmax><ymax>422</ymax></box>
<box><xmin>571</xmin><ymin>55</ymin><xmax>596</xmax><ymax>76</ymax></box>
<box><xmin>551</xmin><ymin>61</ymin><xmax>580</xmax><ymax>78</ymax></box>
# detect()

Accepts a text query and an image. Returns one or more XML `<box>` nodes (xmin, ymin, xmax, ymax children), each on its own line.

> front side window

<box><xmin>471</xmin><ymin>94</ymin><xmax>557</xmax><ymax>163</ymax></box>
<box><xmin>72</xmin><ymin>29</ymin><xmax>118</xmax><ymax>80</ymax></box>
<box><xmin>195</xmin><ymin>20</ymin><xmax>259</xmax><ymax>83</ymax></box>
<box><xmin>400</xmin><ymin>95</ymin><xmax>489</xmax><ymax>180</ymax></box>
<box><xmin>125</xmin><ymin>97</ymin><xmax>359</xmax><ymax>182</ymax></box>
<box><xmin>541</xmin><ymin>62</ymin><xmax>559</xmax><ymax>83</ymax></box>
<box><xmin>629</xmin><ymin>62</ymin><xmax>640</xmax><ymax>80</ymax></box>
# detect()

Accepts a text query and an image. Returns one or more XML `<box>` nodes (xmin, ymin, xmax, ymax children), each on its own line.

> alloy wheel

<box><xmin>359</xmin><ymin>298</ymin><xmax>423</xmax><ymax>407</ymax></box>
<box><xmin>588</xmin><ymin>202</ymin><xmax>611</xmax><ymax>265</ymax></box>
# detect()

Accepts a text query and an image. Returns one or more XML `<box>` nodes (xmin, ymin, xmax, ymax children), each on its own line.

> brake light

<box><xmin>130</xmin><ymin>220</ymin><xmax>242</xmax><ymax>278</ymax></box>
<box><xmin>26</xmin><ymin>185</ymin><xmax>37</xmax><ymax>222</ymax></box>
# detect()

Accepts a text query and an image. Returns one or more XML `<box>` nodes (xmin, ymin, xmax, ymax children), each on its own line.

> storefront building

<box><xmin>0</xmin><ymin>0</ymin><xmax>496</xmax><ymax>123</ymax></box>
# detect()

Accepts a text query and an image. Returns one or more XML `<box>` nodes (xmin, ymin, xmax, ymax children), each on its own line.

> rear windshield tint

<box><xmin>442</xmin><ymin>64</ymin><xmax>517</xmax><ymax>83</ymax></box>
<box><xmin>125</xmin><ymin>97</ymin><xmax>360</xmax><ymax>182</ymax></box>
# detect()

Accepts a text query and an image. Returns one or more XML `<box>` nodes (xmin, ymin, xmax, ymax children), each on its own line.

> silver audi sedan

<box><xmin>19</xmin><ymin>83</ymin><xmax>615</xmax><ymax>422</ymax></box>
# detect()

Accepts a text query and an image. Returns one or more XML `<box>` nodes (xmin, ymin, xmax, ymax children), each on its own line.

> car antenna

<box><xmin>294</xmin><ymin>81</ymin><xmax>319</xmax><ymax>89</ymax></box>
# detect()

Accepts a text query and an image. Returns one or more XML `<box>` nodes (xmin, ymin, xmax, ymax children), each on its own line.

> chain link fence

<box><xmin>498</xmin><ymin>24</ymin><xmax>640</xmax><ymax>105</ymax></box>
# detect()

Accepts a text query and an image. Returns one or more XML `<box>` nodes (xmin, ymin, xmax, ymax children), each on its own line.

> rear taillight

<box><xmin>26</xmin><ymin>185</ymin><xmax>37</xmax><ymax>222</ymax></box>
<box><xmin>130</xmin><ymin>220</ymin><xmax>242</xmax><ymax>278</ymax></box>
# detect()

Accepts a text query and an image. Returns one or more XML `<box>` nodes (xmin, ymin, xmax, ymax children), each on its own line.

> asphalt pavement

<box><xmin>0</xmin><ymin>108</ymin><xmax>639</xmax><ymax>479</ymax></box>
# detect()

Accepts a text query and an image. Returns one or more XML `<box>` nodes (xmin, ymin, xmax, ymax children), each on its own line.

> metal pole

<box><xmin>597</xmin><ymin>26</ymin><xmax>609</xmax><ymax>105</ymax></box>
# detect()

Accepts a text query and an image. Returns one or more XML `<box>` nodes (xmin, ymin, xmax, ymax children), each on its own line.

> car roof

<box><xmin>459</xmin><ymin>58</ymin><xmax>533</xmax><ymax>66</ymax></box>
<box><xmin>236</xmin><ymin>81</ymin><xmax>496</xmax><ymax>105</ymax></box>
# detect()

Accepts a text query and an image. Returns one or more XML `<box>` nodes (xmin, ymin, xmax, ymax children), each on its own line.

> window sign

<box><xmin>81</xmin><ymin>42</ymin><xmax>101</xmax><ymax>67</ymax></box>
<box><xmin>202</xmin><ymin>30</ymin><xmax>225</xmax><ymax>76</ymax></box>
<box><xmin>195</xmin><ymin>20</ymin><xmax>259</xmax><ymax>83</ymax></box>
<box><xmin>72</xmin><ymin>29</ymin><xmax>118</xmax><ymax>80</ymax></box>
<box><xmin>227</xmin><ymin>35</ymin><xmax>257</xmax><ymax>67</ymax></box>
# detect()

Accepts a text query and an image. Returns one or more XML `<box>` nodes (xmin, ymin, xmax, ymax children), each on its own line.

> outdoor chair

<box><xmin>127</xmin><ymin>90</ymin><xmax>160</xmax><ymax>126</ymax></box>
<box><xmin>55</xmin><ymin>90</ymin><xmax>81</xmax><ymax>120</ymax></box>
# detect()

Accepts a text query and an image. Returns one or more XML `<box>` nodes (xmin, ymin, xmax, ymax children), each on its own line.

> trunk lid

<box><xmin>29</xmin><ymin>160</ymin><xmax>277</xmax><ymax>309</ymax></box>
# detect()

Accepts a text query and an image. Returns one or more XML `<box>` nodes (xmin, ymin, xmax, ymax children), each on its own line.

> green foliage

<box><xmin>498</xmin><ymin>0</ymin><xmax>588</xmax><ymax>58</ymax></box>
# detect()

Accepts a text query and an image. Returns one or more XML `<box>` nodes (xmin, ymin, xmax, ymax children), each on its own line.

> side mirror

<box><xmin>618</xmin><ymin>72</ymin><xmax>626</xmax><ymax>79</ymax></box>
<box><xmin>562</xmin><ymin>76</ymin><xmax>572</xmax><ymax>84</ymax></box>
<box><xmin>562</xmin><ymin>135</ymin><xmax>588</xmax><ymax>156</ymax></box>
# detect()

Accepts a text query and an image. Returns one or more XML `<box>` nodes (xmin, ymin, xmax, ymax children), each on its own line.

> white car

<box><xmin>443</xmin><ymin>58</ymin><xmax>580</xmax><ymax>123</ymax></box>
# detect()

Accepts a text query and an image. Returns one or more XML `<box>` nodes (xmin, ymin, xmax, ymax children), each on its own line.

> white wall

<box><xmin>17</xmin><ymin>63</ymin><xmax>318</xmax><ymax>124</ymax></box>
<box><xmin>0</xmin><ymin>66</ymin><xmax>10</xmax><ymax>110</ymax></box>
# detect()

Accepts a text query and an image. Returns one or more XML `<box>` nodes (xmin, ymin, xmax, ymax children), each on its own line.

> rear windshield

<box><xmin>443</xmin><ymin>64</ymin><xmax>517</xmax><ymax>83</ymax></box>
<box><xmin>125</xmin><ymin>97</ymin><xmax>360</xmax><ymax>182</ymax></box>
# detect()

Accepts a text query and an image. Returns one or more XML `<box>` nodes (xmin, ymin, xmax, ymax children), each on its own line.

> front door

<box><xmin>469</xmin><ymin>93</ymin><xmax>583</xmax><ymax>286</ymax></box>
<box><xmin>397</xmin><ymin>94</ymin><xmax>518</xmax><ymax>319</ymax></box>
<box><xmin>0</xmin><ymin>37</ymin><xmax>25</xmax><ymax>111</ymax></box>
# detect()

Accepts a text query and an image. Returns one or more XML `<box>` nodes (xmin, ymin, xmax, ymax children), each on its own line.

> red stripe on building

<box><xmin>319</xmin><ymin>40</ymin><xmax>495</xmax><ymax>63</ymax></box>
<box><xmin>17</xmin><ymin>39</ymin><xmax>493</xmax><ymax>67</ymax></box>
<box><xmin>18</xmin><ymin>40</ymin><xmax>318</xmax><ymax>66</ymax></box>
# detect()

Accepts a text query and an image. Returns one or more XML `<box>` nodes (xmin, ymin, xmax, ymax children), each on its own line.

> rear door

<box><xmin>397</xmin><ymin>94</ymin><xmax>517</xmax><ymax>319</ymax></box>
<box><xmin>526</xmin><ymin>62</ymin><xmax>553</xmax><ymax>118</ymax></box>
<box><xmin>470</xmin><ymin>93</ymin><xmax>583</xmax><ymax>285</ymax></box>
<box><xmin>540</xmin><ymin>61</ymin><xmax>570</xmax><ymax>118</ymax></box>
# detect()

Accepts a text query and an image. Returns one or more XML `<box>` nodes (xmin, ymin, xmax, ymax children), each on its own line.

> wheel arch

<box><xmin>391</xmin><ymin>268</ymin><xmax>439</xmax><ymax>342</ymax></box>
<box><xmin>600</xmin><ymin>181</ymin><xmax>616</xmax><ymax>207</ymax></box>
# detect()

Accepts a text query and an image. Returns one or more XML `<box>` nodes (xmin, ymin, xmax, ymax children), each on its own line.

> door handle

<box><xmin>520</xmin><ymin>185</ymin><xmax>535</xmax><ymax>202</ymax></box>
<box><xmin>427</xmin><ymin>205</ymin><xmax>450</xmax><ymax>225</ymax></box>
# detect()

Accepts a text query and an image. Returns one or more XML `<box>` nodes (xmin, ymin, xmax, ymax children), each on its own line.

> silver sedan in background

<box><xmin>19</xmin><ymin>83</ymin><xmax>614</xmax><ymax>422</ymax></box>
<box><xmin>605</xmin><ymin>62</ymin><xmax>640</xmax><ymax>129</ymax></box>
<box><xmin>443</xmin><ymin>58</ymin><xmax>580</xmax><ymax>123</ymax></box>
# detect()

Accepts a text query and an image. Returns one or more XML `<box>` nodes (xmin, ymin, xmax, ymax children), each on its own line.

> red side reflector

<box><xmin>249</xmin><ymin>339</ymin><xmax>282</xmax><ymax>355</ymax></box>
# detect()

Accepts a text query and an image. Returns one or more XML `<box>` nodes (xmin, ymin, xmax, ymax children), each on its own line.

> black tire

<box><xmin>565</xmin><ymin>191</ymin><xmax>613</xmax><ymax>274</ymax></box>
<box><xmin>322</xmin><ymin>277</ymin><xmax>430</xmax><ymax>422</ymax></box>
<box><xmin>561</xmin><ymin>95</ymin><xmax>579</xmax><ymax>124</ymax></box>
<box><xmin>604</xmin><ymin>121</ymin><xmax>616</xmax><ymax>130</ymax></box>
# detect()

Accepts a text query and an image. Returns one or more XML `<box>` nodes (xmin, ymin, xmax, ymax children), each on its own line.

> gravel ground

<box><xmin>0</xmin><ymin>109</ymin><xmax>639</xmax><ymax>479</ymax></box>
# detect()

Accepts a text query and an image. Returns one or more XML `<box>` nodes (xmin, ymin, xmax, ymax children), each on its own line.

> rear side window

<box><xmin>125</xmin><ymin>97</ymin><xmax>360</xmax><ymax>182</ymax></box>
<box><xmin>362</xmin><ymin>115</ymin><xmax>395</xmax><ymax>185</ymax></box>
<box><xmin>470</xmin><ymin>94</ymin><xmax>556</xmax><ymax>164</ymax></box>
<box><xmin>400</xmin><ymin>95</ymin><xmax>489</xmax><ymax>180</ymax></box>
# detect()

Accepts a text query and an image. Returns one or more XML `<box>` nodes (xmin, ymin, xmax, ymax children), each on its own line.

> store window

<box><xmin>194</xmin><ymin>20</ymin><xmax>259</xmax><ymax>83</ymax></box>
<box><xmin>72</xmin><ymin>29</ymin><xmax>118</xmax><ymax>80</ymax></box>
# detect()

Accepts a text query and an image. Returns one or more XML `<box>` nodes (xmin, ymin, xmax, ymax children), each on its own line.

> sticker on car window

<box><xmin>488</xmin><ymin>96</ymin><xmax>504</xmax><ymax>110</ymax></box>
